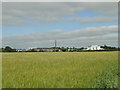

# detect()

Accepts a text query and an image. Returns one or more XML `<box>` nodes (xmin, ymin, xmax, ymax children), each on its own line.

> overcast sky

<box><xmin>1</xmin><ymin>2</ymin><xmax>118</xmax><ymax>49</ymax></box>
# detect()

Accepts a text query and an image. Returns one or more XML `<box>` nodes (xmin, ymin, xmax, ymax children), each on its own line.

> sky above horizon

<box><xmin>1</xmin><ymin>2</ymin><xmax>118</xmax><ymax>49</ymax></box>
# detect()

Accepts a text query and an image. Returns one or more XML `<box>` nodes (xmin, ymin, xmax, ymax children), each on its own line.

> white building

<box><xmin>85</xmin><ymin>45</ymin><xmax>104</xmax><ymax>50</ymax></box>
<box><xmin>17</xmin><ymin>49</ymin><xmax>27</xmax><ymax>52</ymax></box>
<box><xmin>32</xmin><ymin>48</ymin><xmax>62</xmax><ymax>52</ymax></box>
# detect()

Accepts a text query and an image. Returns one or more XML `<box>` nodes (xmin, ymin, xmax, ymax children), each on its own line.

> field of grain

<box><xmin>2</xmin><ymin>51</ymin><xmax>118</xmax><ymax>88</ymax></box>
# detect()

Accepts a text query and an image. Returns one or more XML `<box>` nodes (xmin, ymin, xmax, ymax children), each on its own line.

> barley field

<box><xmin>2</xmin><ymin>51</ymin><xmax>118</xmax><ymax>88</ymax></box>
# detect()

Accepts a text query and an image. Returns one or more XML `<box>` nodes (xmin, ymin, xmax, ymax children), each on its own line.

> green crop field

<box><xmin>2</xmin><ymin>51</ymin><xmax>118</xmax><ymax>88</ymax></box>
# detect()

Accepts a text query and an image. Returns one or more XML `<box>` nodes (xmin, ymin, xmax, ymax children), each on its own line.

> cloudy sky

<box><xmin>2</xmin><ymin>2</ymin><xmax>118</xmax><ymax>49</ymax></box>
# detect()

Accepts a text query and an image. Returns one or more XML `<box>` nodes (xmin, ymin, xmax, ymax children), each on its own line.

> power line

<box><xmin>55</xmin><ymin>40</ymin><xmax>57</xmax><ymax>52</ymax></box>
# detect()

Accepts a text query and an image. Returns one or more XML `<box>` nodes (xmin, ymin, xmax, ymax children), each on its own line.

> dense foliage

<box><xmin>2</xmin><ymin>46</ymin><xmax>17</xmax><ymax>52</ymax></box>
<box><xmin>1</xmin><ymin>45</ymin><xmax>119</xmax><ymax>52</ymax></box>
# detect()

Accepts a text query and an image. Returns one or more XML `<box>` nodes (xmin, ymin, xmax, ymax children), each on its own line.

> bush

<box><xmin>94</xmin><ymin>67</ymin><xmax>118</xmax><ymax>88</ymax></box>
<box><xmin>2</xmin><ymin>46</ymin><xmax>17</xmax><ymax>52</ymax></box>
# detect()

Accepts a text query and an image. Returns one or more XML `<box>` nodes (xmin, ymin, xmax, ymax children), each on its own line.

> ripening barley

<box><xmin>2</xmin><ymin>51</ymin><xmax>118</xmax><ymax>88</ymax></box>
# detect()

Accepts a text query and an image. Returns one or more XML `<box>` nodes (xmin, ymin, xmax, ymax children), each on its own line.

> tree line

<box><xmin>0</xmin><ymin>46</ymin><xmax>17</xmax><ymax>52</ymax></box>
<box><xmin>0</xmin><ymin>45</ymin><xmax>120</xmax><ymax>52</ymax></box>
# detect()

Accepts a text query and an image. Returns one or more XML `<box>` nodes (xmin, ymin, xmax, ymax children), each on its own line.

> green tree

<box><xmin>4</xmin><ymin>46</ymin><xmax>13</xmax><ymax>52</ymax></box>
<box><xmin>29</xmin><ymin>49</ymin><xmax>37</xmax><ymax>52</ymax></box>
<box><xmin>3</xmin><ymin>46</ymin><xmax>16</xmax><ymax>52</ymax></box>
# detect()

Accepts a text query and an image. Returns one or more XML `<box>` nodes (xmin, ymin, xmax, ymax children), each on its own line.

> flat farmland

<box><xmin>2</xmin><ymin>51</ymin><xmax>118</xmax><ymax>88</ymax></box>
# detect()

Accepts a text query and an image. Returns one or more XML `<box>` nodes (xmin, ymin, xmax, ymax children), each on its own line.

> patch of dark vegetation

<box><xmin>94</xmin><ymin>67</ymin><xmax>118</xmax><ymax>88</ymax></box>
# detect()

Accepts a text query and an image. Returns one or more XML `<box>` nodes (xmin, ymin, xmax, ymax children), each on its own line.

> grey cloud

<box><xmin>2</xmin><ymin>2</ymin><xmax>118</xmax><ymax>25</ymax></box>
<box><xmin>79</xmin><ymin>2</ymin><xmax>118</xmax><ymax>15</ymax></box>
<box><xmin>2</xmin><ymin>25</ymin><xmax>118</xmax><ymax>48</ymax></box>
<box><xmin>0</xmin><ymin>3</ymin><xmax>1</xmax><ymax>20</ymax></box>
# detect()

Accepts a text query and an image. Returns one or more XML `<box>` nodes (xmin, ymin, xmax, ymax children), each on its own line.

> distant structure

<box><xmin>55</xmin><ymin>40</ymin><xmax>57</xmax><ymax>52</ymax></box>
<box><xmin>16</xmin><ymin>49</ymin><xmax>26</xmax><ymax>52</ymax></box>
<box><xmin>84</xmin><ymin>45</ymin><xmax>104</xmax><ymax>50</ymax></box>
<box><xmin>34</xmin><ymin>48</ymin><xmax>55</xmax><ymax>52</ymax></box>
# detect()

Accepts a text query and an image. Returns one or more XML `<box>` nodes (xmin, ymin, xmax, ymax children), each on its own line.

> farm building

<box><xmin>16</xmin><ymin>48</ymin><xmax>62</xmax><ymax>52</ymax></box>
<box><xmin>16</xmin><ymin>49</ymin><xmax>27</xmax><ymax>52</ymax></box>
<box><xmin>84</xmin><ymin>45</ymin><xmax>104</xmax><ymax>50</ymax></box>
<box><xmin>34</xmin><ymin>48</ymin><xmax>54</xmax><ymax>52</ymax></box>
<box><xmin>31</xmin><ymin>48</ymin><xmax>62</xmax><ymax>52</ymax></box>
